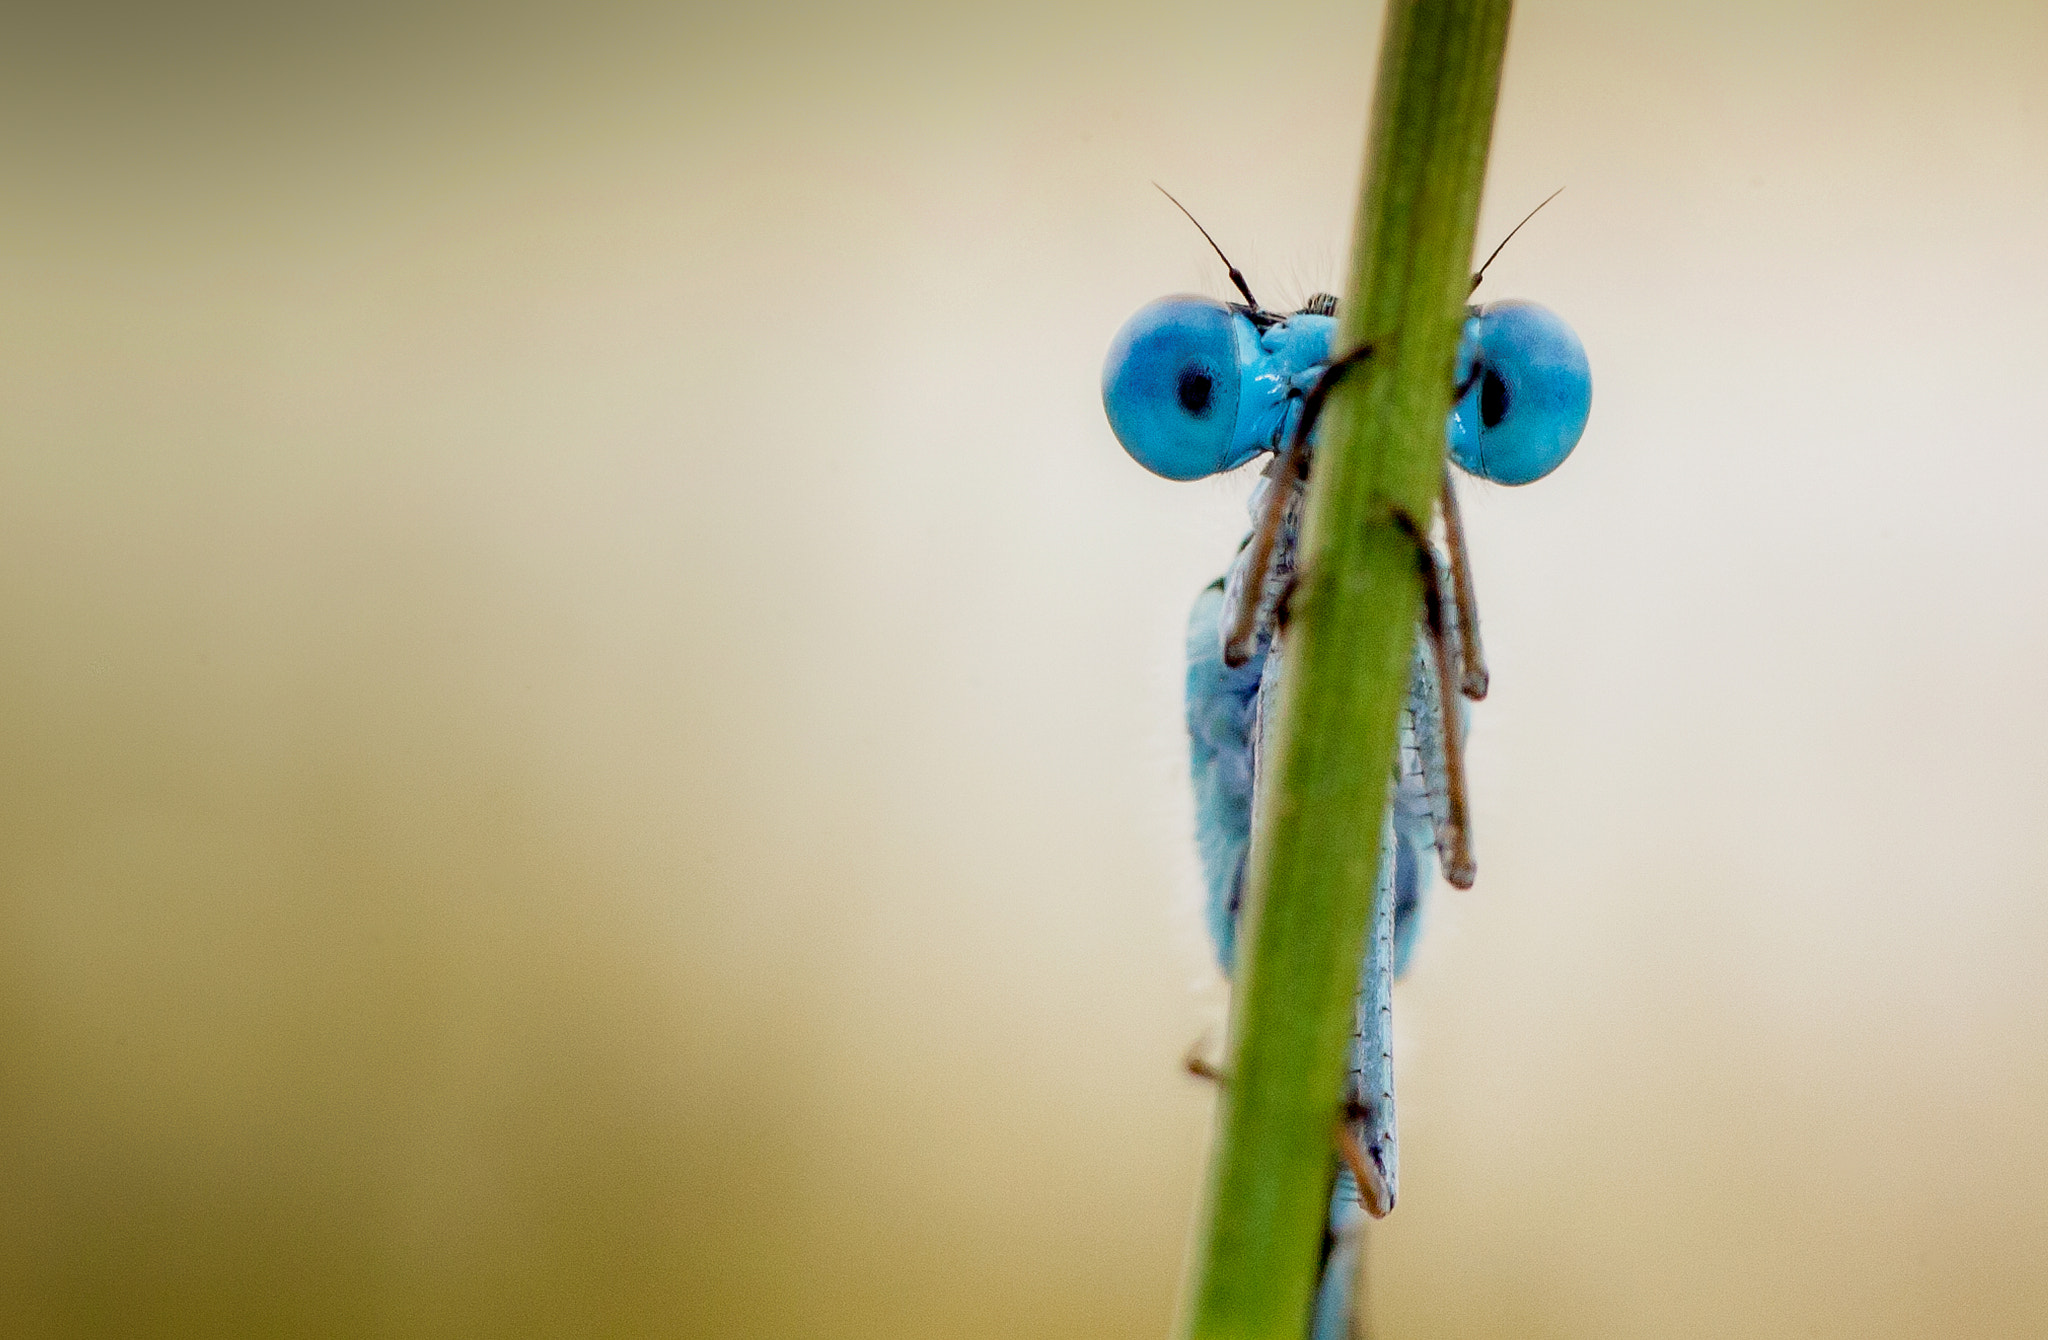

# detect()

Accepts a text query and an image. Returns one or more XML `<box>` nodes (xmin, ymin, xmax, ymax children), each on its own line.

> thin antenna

<box><xmin>1155</xmin><ymin>184</ymin><xmax>1262</xmax><ymax>312</ymax></box>
<box><xmin>1470</xmin><ymin>187</ymin><xmax>1564</xmax><ymax>294</ymax></box>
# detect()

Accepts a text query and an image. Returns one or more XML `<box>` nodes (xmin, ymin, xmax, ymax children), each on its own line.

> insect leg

<box><xmin>1182</xmin><ymin>1034</ymin><xmax>1227</xmax><ymax>1083</ymax></box>
<box><xmin>1179</xmin><ymin>1050</ymin><xmax>1389</xmax><ymax>1215</ymax></box>
<box><xmin>1221</xmin><ymin>342</ymin><xmax>1377</xmax><ymax>668</ymax></box>
<box><xmin>1336</xmin><ymin>1118</ymin><xmax>1392</xmax><ymax>1219</ymax></box>
<box><xmin>1437</xmin><ymin>463</ymin><xmax>1490</xmax><ymax>700</ymax></box>
<box><xmin>1183</xmin><ymin>1037</ymin><xmax>1373</xmax><ymax>1196</ymax></box>
<box><xmin>1393</xmin><ymin>511</ymin><xmax>1477</xmax><ymax>889</ymax></box>
<box><xmin>1221</xmin><ymin>434</ymin><xmax>1305</xmax><ymax>668</ymax></box>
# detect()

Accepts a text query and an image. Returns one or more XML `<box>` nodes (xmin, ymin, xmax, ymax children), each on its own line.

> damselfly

<box><xmin>1103</xmin><ymin>191</ymin><xmax>1590</xmax><ymax>1339</ymax></box>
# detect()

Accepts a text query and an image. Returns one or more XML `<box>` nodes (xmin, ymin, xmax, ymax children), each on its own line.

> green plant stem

<box><xmin>1173</xmin><ymin>3</ymin><xmax>1514</xmax><ymax>1337</ymax></box>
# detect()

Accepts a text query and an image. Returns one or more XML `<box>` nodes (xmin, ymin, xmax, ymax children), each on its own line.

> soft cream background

<box><xmin>2</xmin><ymin>1</ymin><xmax>2045</xmax><ymax>1335</ymax></box>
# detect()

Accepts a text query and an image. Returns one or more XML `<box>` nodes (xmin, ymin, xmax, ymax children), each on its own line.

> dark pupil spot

<box><xmin>1176</xmin><ymin>365</ymin><xmax>1215</xmax><ymax>416</ymax></box>
<box><xmin>1479</xmin><ymin>367</ymin><xmax>1510</xmax><ymax>429</ymax></box>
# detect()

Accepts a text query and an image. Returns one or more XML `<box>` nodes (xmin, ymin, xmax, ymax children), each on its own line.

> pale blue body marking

<box><xmin>1109</xmin><ymin>287</ymin><xmax>1589</xmax><ymax>1340</ymax></box>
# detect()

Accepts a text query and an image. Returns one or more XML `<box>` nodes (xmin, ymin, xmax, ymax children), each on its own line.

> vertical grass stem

<box><xmin>1174</xmin><ymin>3</ymin><xmax>1515</xmax><ymax>1335</ymax></box>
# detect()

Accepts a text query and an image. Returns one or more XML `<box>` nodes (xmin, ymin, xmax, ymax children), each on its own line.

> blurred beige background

<box><xmin>2</xmin><ymin>1</ymin><xmax>2046</xmax><ymax>1336</ymax></box>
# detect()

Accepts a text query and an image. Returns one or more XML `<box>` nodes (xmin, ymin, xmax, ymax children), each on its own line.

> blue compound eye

<box><xmin>1447</xmin><ymin>299</ymin><xmax>1591</xmax><ymax>486</ymax></box>
<box><xmin>1102</xmin><ymin>295</ymin><xmax>1248</xmax><ymax>481</ymax></box>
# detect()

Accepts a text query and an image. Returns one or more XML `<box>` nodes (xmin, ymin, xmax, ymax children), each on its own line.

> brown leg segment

<box><xmin>1222</xmin><ymin>438</ymin><xmax>1305</xmax><ymax>668</ymax></box>
<box><xmin>1336</xmin><ymin>1106</ymin><xmax>1394</xmax><ymax>1220</ymax></box>
<box><xmin>1395</xmin><ymin>509</ymin><xmax>1478</xmax><ymax>889</ymax></box>
<box><xmin>1437</xmin><ymin>463</ymin><xmax>1489</xmax><ymax>701</ymax></box>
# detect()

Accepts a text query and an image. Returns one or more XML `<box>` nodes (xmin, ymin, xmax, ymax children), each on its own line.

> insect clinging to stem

<box><xmin>1103</xmin><ymin>186</ymin><xmax>1590</xmax><ymax>1338</ymax></box>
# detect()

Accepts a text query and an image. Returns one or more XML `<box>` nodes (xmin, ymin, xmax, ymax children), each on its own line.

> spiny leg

<box><xmin>1437</xmin><ymin>463</ymin><xmax>1489</xmax><ymax>701</ymax></box>
<box><xmin>1221</xmin><ymin>342</ymin><xmax>1377</xmax><ymax>668</ymax></box>
<box><xmin>1392</xmin><ymin>510</ymin><xmax>1477</xmax><ymax>889</ymax></box>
